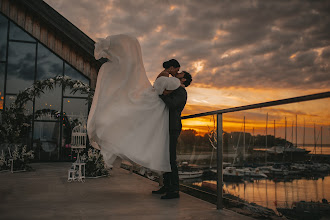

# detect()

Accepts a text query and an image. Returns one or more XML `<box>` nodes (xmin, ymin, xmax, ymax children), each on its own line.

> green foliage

<box><xmin>0</xmin><ymin>76</ymin><xmax>94</xmax><ymax>144</ymax></box>
<box><xmin>81</xmin><ymin>148</ymin><xmax>110</xmax><ymax>177</ymax></box>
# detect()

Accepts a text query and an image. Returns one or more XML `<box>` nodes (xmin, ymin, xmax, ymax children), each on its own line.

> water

<box><xmin>190</xmin><ymin>175</ymin><xmax>330</xmax><ymax>212</ymax></box>
<box><xmin>254</xmin><ymin>145</ymin><xmax>330</xmax><ymax>155</ymax></box>
<box><xmin>302</xmin><ymin>145</ymin><xmax>330</xmax><ymax>155</ymax></box>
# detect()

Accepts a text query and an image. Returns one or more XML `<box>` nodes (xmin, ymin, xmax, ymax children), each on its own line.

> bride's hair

<box><xmin>182</xmin><ymin>71</ymin><xmax>192</xmax><ymax>87</ymax></box>
<box><xmin>163</xmin><ymin>59</ymin><xmax>180</xmax><ymax>69</ymax></box>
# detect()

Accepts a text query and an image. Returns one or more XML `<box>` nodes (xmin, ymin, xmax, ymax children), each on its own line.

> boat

<box><xmin>211</xmin><ymin>167</ymin><xmax>244</xmax><ymax>182</ymax></box>
<box><xmin>257</xmin><ymin>164</ymin><xmax>289</xmax><ymax>177</ymax></box>
<box><xmin>266</xmin><ymin>145</ymin><xmax>310</xmax><ymax>156</ymax></box>
<box><xmin>178</xmin><ymin>162</ymin><xmax>203</xmax><ymax>180</ymax></box>
<box><xmin>178</xmin><ymin>170</ymin><xmax>203</xmax><ymax>179</ymax></box>
<box><xmin>277</xmin><ymin>199</ymin><xmax>330</xmax><ymax>220</ymax></box>
<box><xmin>236</xmin><ymin>167</ymin><xmax>267</xmax><ymax>178</ymax></box>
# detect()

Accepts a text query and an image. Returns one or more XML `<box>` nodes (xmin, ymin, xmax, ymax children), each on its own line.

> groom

<box><xmin>153</xmin><ymin>71</ymin><xmax>192</xmax><ymax>199</ymax></box>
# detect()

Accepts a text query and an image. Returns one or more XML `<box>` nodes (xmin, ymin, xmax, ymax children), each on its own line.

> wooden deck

<box><xmin>0</xmin><ymin>163</ymin><xmax>254</xmax><ymax>220</ymax></box>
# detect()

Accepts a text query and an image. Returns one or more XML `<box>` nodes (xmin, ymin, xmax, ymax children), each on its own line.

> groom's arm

<box><xmin>159</xmin><ymin>88</ymin><xmax>187</xmax><ymax>110</ymax></box>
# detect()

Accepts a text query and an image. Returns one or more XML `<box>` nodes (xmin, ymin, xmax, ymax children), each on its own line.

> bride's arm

<box><xmin>159</xmin><ymin>88</ymin><xmax>187</xmax><ymax>110</ymax></box>
<box><xmin>156</xmin><ymin>71</ymin><xmax>170</xmax><ymax>79</ymax></box>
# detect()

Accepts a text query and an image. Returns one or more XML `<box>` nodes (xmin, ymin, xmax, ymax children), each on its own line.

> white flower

<box><xmin>49</xmin><ymin>79</ymin><xmax>55</xmax><ymax>83</ymax></box>
<box><xmin>73</xmin><ymin>84</ymin><xmax>79</xmax><ymax>88</ymax></box>
<box><xmin>22</xmin><ymin>123</ymin><xmax>30</xmax><ymax>127</ymax></box>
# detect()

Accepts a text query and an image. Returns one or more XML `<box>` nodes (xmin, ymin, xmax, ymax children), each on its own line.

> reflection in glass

<box><xmin>4</xmin><ymin>94</ymin><xmax>17</xmax><ymax>109</ymax></box>
<box><xmin>7</xmin><ymin>41</ymin><xmax>36</xmax><ymax>93</ymax></box>
<box><xmin>64</xmin><ymin>63</ymin><xmax>89</xmax><ymax>97</ymax></box>
<box><xmin>9</xmin><ymin>21</ymin><xmax>35</xmax><ymax>42</ymax></box>
<box><xmin>37</xmin><ymin>43</ymin><xmax>63</xmax><ymax>80</ymax></box>
<box><xmin>62</xmin><ymin>98</ymin><xmax>88</xmax><ymax>160</ymax></box>
<box><xmin>33</xmin><ymin>121</ymin><xmax>60</xmax><ymax>160</ymax></box>
<box><xmin>35</xmin><ymin>85</ymin><xmax>62</xmax><ymax>114</ymax></box>
<box><xmin>63</xmin><ymin>98</ymin><xmax>88</xmax><ymax>125</ymax></box>
<box><xmin>0</xmin><ymin>64</ymin><xmax>5</xmax><ymax>110</ymax></box>
<box><xmin>5</xmin><ymin>95</ymin><xmax>33</xmax><ymax>115</ymax></box>
<box><xmin>0</xmin><ymin>14</ymin><xmax>8</xmax><ymax>61</ymax></box>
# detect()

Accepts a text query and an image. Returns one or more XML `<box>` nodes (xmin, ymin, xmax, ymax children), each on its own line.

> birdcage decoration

<box><xmin>68</xmin><ymin>124</ymin><xmax>87</xmax><ymax>182</ymax></box>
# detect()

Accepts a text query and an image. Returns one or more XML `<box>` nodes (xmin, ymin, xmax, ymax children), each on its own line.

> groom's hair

<box><xmin>182</xmin><ymin>71</ymin><xmax>192</xmax><ymax>87</ymax></box>
<box><xmin>163</xmin><ymin>59</ymin><xmax>180</xmax><ymax>69</ymax></box>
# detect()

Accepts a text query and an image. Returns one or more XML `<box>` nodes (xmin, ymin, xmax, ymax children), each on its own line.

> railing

<box><xmin>181</xmin><ymin>91</ymin><xmax>330</xmax><ymax>210</ymax></box>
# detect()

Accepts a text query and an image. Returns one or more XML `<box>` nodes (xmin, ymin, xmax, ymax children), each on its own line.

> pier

<box><xmin>0</xmin><ymin>163</ymin><xmax>253</xmax><ymax>220</ymax></box>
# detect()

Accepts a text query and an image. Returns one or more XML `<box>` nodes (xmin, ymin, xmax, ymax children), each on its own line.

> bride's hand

<box><xmin>162</xmin><ymin>89</ymin><xmax>172</xmax><ymax>95</ymax></box>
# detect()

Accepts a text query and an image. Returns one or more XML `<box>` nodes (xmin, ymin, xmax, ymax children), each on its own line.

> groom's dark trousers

<box><xmin>160</xmin><ymin>86</ymin><xmax>187</xmax><ymax>192</ymax></box>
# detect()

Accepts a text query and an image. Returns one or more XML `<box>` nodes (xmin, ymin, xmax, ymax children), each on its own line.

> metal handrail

<box><xmin>182</xmin><ymin>91</ymin><xmax>330</xmax><ymax>119</ymax></box>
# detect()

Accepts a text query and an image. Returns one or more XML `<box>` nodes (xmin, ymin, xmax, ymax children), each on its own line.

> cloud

<box><xmin>44</xmin><ymin>0</ymin><xmax>330</xmax><ymax>90</ymax></box>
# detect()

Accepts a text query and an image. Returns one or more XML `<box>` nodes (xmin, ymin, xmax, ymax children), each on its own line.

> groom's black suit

<box><xmin>159</xmin><ymin>86</ymin><xmax>187</xmax><ymax>192</ymax></box>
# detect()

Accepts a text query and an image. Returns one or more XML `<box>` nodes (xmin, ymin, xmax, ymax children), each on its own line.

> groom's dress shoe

<box><xmin>152</xmin><ymin>186</ymin><xmax>168</xmax><ymax>194</ymax></box>
<box><xmin>160</xmin><ymin>192</ymin><xmax>180</xmax><ymax>199</ymax></box>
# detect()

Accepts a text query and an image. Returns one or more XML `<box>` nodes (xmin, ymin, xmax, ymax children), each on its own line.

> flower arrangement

<box><xmin>81</xmin><ymin>148</ymin><xmax>110</xmax><ymax>177</ymax></box>
<box><xmin>0</xmin><ymin>150</ymin><xmax>8</xmax><ymax>171</ymax></box>
<box><xmin>0</xmin><ymin>145</ymin><xmax>34</xmax><ymax>171</ymax></box>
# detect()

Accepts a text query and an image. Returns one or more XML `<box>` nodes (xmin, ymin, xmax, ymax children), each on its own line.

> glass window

<box><xmin>62</xmin><ymin>98</ymin><xmax>88</xmax><ymax>157</ymax></box>
<box><xmin>0</xmin><ymin>14</ymin><xmax>8</xmax><ymax>61</ymax></box>
<box><xmin>64</xmin><ymin>63</ymin><xmax>90</xmax><ymax>97</ymax></box>
<box><xmin>4</xmin><ymin>95</ymin><xmax>33</xmax><ymax>115</ymax></box>
<box><xmin>4</xmin><ymin>94</ymin><xmax>16</xmax><ymax>109</ymax></box>
<box><xmin>9</xmin><ymin>21</ymin><xmax>35</xmax><ymax>42</ymax></box>
<box><xmin>37</xmin><ymin>43</ymin><xmax>63</xmax><ymax>80</ymax></box>
<box><xmin>63</xmin><ymin>98</ymin><xmax>89</xmax><ymax>125</ymax></box>
<box><xmin>33</xmin><ymin>121</ymin><xmax>60</xmax><ymax>160</ymax></box>
<box><xmin>34</xmin><ymin>86</ymin><xmax>62</xmax><ymax>116</ymax></box>
<box><xmin>0</xmin><ymin>63</ymin><xmax>5</xmax><ymax>110</ymax></box>
<box><xmin>7</xmin><ymin>41</ymin><xmax>36</xmax><ymax>94</ymax></box>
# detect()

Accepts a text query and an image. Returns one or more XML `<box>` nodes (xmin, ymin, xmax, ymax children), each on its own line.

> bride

<box><xmin>87</xmin><ymin>34</ymin><xmax>182</xmax><ymax>172</ymax></box>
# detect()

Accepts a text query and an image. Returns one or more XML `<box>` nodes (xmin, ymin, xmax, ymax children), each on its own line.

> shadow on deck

<box><xmin>0</xmin><ymin>163</ymin><xmax>254</xmax><ymax>219</ymax></box>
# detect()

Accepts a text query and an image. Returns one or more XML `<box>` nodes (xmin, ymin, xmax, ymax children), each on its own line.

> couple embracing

<box><xmin>87</xmin><ymin>34</ymin><xmax>192</xmax><ymax>200</ymax></box>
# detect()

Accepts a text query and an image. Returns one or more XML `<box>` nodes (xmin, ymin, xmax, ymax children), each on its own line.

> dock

<box><xmin>0</xmin><ymin>163</ymin><xmax>254</xmax><ymax>220</ymax></box>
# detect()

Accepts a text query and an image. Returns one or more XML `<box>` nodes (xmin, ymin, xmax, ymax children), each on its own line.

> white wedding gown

<box><xmin>87</xmin><ymin>34</ymin><xmax>180</xmax><ymax>172</ymax></box>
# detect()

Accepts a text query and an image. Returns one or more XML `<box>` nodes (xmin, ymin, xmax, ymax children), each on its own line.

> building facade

<box><xmin>0</xmin><ymin>0</ymin><xmax>102</xmax><ymax>161</ymax></box>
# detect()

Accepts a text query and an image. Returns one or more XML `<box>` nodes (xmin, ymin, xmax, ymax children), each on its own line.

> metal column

<box><xmin>216</xmin><ymin>113</ymin><xmax>223</xmax><ymax>209</ymax></box>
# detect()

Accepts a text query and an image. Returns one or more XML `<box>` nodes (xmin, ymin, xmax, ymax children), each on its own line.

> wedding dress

<box><xmin>87</xmin><ymin>34</ymin><xmax>180</xmax><ymax>172</ymax></box>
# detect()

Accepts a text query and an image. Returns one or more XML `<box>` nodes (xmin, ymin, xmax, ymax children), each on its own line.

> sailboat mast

<box><xmin>253</xmin><ymin>127</ymin><xmax>255</xmax><ymax>146</ymax></box>
<box><xmin>296</xmin><ymin>115</ymin><xmax>298</xmax><ymax>148</ymax></box>
<box><xmin>314</xmin><ymin>123</ymin><xmax>316</xmax><ymax>155</ymax></box>
<box><xmin>303</xmin><ymin>119</ymin><xmax>305</xmax><ymax>148</ymax></box>
<box><xmin>274</xmin><ymin>120</ymin><xmax>276</xmax><ymax>152</ymax></box>
<box><xmin>265</xmin><ymin>113</ymin><xmax>268</xmax><ymax>165</ymax></box>
<box><xmin>243</xmin><ymin>116</ymin><xmax>246</xmax><ymax>161</ymax></box>
<box><xmin>285</xmin><ymin>117</ymin><xmax>287</xmax><ymax>145</ymax></box>
<box><xmin>321</xmin><ymin>126</ymin><xmax>323</xmax><ymax>154</ymax></box>
<box><xmin>292</xmin><ymin>121</ymin><xmax>294</xmax><ymax>145</ymax></box>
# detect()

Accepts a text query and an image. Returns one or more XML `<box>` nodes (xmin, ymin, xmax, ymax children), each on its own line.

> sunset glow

<box><xmin>43</xmin><ymin>0</ymin><xmax>329</xmax><ymax>145</ymax></box>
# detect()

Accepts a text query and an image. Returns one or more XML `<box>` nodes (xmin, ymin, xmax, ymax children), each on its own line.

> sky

<box><xmin>44</xmin><ymin>0</ymin><xmax>330</xmax><ymax>142</ymax></box>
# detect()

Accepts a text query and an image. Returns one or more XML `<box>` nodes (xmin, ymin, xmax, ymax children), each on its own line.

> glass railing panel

<box><xmin>220</xmin><ymin>98</ymin><xmax>330</xmax><ymax>215</ymax></box>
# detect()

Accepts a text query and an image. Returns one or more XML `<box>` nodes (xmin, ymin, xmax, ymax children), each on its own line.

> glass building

<box><xmin>0</xmin><ymin>1</ymin><xmax>101</xmax><ymax>161</ymax></box>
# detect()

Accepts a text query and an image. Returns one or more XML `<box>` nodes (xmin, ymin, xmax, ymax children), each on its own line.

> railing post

<box><xmin>216</xmin><ymin>113</ymin><xmax>223</xmax><ymax>209</ymax></box>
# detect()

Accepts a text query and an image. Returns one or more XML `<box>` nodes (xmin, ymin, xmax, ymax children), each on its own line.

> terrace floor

<box><xmin>0</xmin><ymin>162</ymin><xmax>254</xmax><ymax>220</ymax></box>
